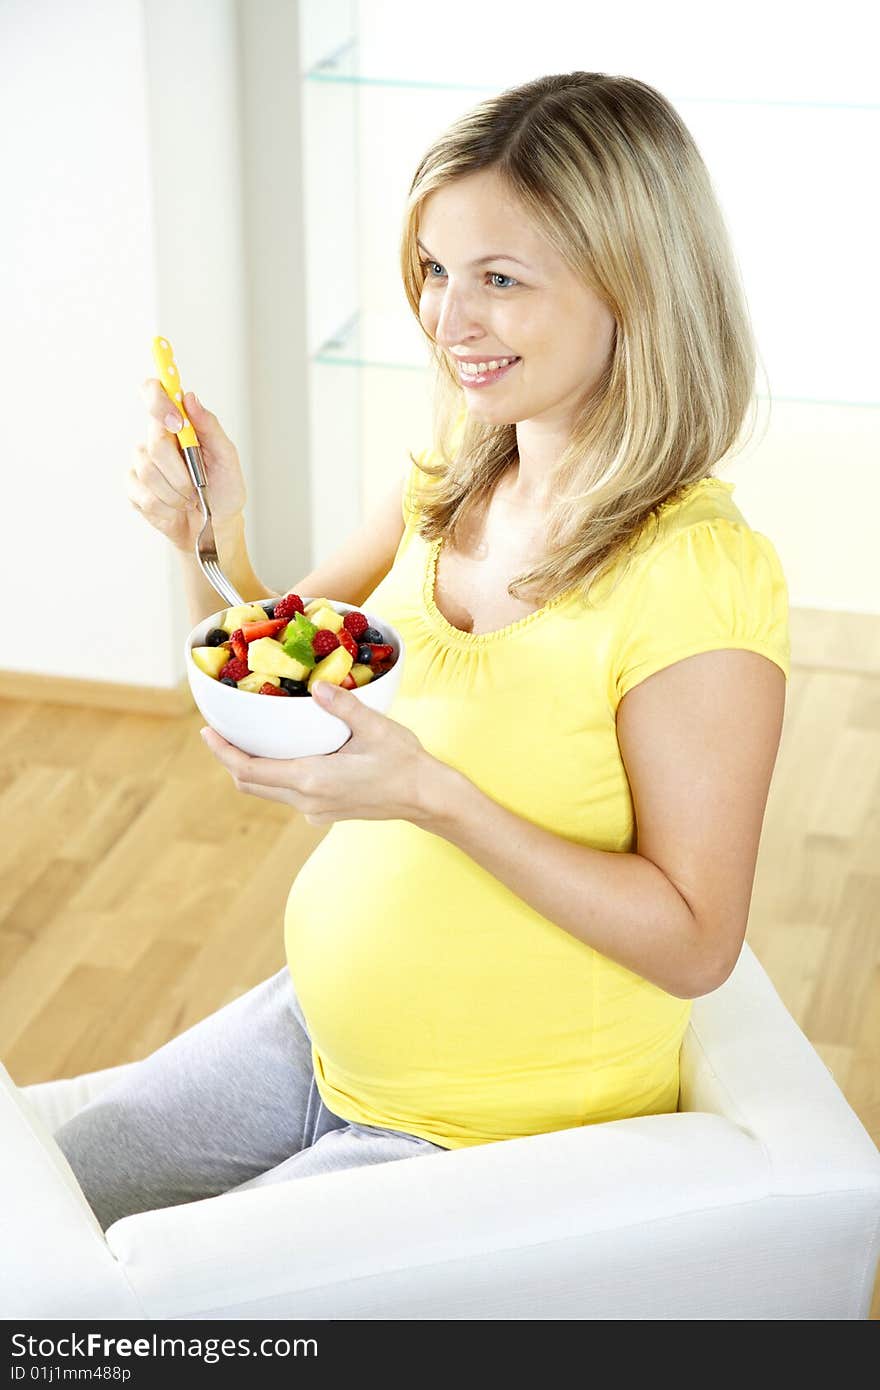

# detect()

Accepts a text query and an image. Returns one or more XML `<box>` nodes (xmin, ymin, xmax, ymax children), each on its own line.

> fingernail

<box><xmin>165</xmin><ymin>411</ymin><xmax>182</xmax><ymax>430</ymax></box>
<box><xmin>200</xmin><ymin>728</ymin><xmax>209</xmax><ymax>741</ymax></box>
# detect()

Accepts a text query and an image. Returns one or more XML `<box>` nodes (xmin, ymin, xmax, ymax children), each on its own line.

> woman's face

<box><xmin>417</xmin><ymin>168</ymin><xmax>616</xmax><ymax>431</ymax></box>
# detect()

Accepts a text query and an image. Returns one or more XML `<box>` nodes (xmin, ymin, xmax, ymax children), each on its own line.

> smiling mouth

<box><xmin>454</xmin><ymin>356</ymin><xmax>521</xmax><ymax>385</ymax></box>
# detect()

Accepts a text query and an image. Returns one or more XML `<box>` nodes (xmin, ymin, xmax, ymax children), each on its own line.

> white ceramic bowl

<box><xmin>185</xmin><ymin>598</ymin><xmax>405</xmax><ymax>758</ymax></box>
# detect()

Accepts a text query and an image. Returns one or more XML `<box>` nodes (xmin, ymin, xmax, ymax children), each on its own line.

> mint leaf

<box><xmin>279</xmin><ymin>611</ymin><xmax>316</xmax><ymax>644</ymax></box>
<box><xmin>280</xmin><ymin>613</ymin><xmax>318</xmax><ymax>668</ymax></box>
<box><xmin>283</xmin><ymin>636</ymin><xmax>316</xmax><ymax>669</ymax></box>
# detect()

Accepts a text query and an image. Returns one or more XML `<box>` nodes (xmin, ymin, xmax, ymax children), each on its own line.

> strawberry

<box><xmin>338</xmin><ymin>629</ymin><xmax>359</xmax><ymax>660</ymax></box>
<box><xmin>259</xmin><ymin>682</ymin><xmax>291</xmax><ymax>696</ymax></box>
<box><xmin>367</xmin><ymin>643</ymin><xmax>393</xmax><ymax>664</ymax></box>
<box><xmin>240</xmin><ymin>618</ymin><xmax>290</xmax><ymax>642</ymax></box>
<box><xmin>229</xmin><ymin>629</ymin><xmax>249</xmax><ymax>662</ymax></box>
<box><xmin>339</xmin><ymin>673</ymin><xmax>357</xmax><ymax>689</ymax></box>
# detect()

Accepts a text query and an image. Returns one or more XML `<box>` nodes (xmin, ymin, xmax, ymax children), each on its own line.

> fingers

<box><xmin>135</xmin><ymin>379</ymin><xmax>198</xmax><ymax>506</ymax></box>
<box><xmin>130</xmin><ymin>442</ymin><xmax>195</xmax><ymax>511</ymax></box>
<box><xmin>204</xmin><ymin>736</ymin><xmax>312</xmax><ymax>790</ymax></box>
<box><xmin>126</xmin><ymin>466</ymin><xmax>193</xmax><ymax>544</ymax></box>
<box><xmin>140</xmin><ymin>376</ymin><xmax>184</xmax><ymax>431</ymax></box>
<box><xmin>200</xmin><ymin>731</ymin><xmax>319</xmax><ymax>804</ymax></box>
<box><xmin>232</xmin><ymin>781</ymin><xmax>294</xmax><ymax>805</ymax></box>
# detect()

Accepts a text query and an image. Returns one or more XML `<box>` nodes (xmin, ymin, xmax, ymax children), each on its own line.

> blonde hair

<box><xmin>399</xmin><ymin>71</ymin><xmax>765</xmax><ymax>608</ymax></box>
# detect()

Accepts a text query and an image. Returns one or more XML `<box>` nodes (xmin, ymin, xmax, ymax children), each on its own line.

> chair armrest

<box><xmin>108</xmin><ymin>1110</ymin><xmax>768</xmax><ymax>1319</ymax></box>
<box><xmin>0</xmin><ymin>1061</ymin><xmax>142</xmax><ymax>1319</ymax></box>
<box><xmin>682</xmin><ymin>944</ymin><xmax>880</xmax><ymax>1196</ymax></box>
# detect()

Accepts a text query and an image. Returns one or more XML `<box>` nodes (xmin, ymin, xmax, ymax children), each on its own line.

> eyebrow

<box><xmin>417</xmin><ymin>239</ymin><xmax>530</xmax><ymax>269</ymax></box>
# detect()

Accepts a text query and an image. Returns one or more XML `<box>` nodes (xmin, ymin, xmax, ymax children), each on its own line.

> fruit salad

<box><xmin>190</xmin><ymin>594</ymin><xmax>396</xmax><ymax>698</ymax></box>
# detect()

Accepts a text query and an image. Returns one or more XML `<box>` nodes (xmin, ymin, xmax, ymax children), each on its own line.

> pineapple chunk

<box><xmin>350</xmin><ymin>662</ymin><xmax>374</xmax><ymax>688</ymax></box>
<box><xmin>246</xmin><ymin>637</ymin><xmax>311</xmax><ymax>680</ymax></box>
<box><xmin>303</xmin><ymin>597</ymin><xmax>332</xmax><ymax>618</ymax></box>
<box><xmin>307</xmin><ymin>646</ymin><xmax>353</xmax><ymax>691</ymax></box>
<box><xmin>191</xmin><ymin>646</ymin><xmax>232</xmax><ymax>680</ymax></box>
<box><xmin>308</xmin><ymin>604</ymin><xmax>344</xmax><ymax>634</ymax></box>
<box><xmin>220</xmin><ymin>603</ymin><xmax>270</xmax><ymax>635</ymax></box>
<box><xmin>237</xmin><ymin>671</ymin><xmax>280</xmax><ymax>693</ymax></box>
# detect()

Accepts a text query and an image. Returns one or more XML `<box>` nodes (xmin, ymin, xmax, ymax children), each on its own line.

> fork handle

<box><xmin>151</xmin><ymin>335</ymin><xmax>199</xmax><ymax>450</ymax></box>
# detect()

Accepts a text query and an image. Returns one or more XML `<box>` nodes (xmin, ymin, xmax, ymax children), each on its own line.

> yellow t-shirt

<box><xmin>283</xmin><ymin>433</ymin><xmax>791</xmax><ymax>1150</ymax></box>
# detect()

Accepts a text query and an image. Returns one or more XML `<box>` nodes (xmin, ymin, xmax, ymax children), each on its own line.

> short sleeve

<box><xmin>612</xmin><ymin>518</ymin><xmax>791</xmax><ymax>704</ymax></box>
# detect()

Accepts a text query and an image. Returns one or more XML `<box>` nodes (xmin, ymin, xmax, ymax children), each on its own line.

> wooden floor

<box><xmin>1</xmin><ymin>663</ymin><xmax>878</xmax><ymax>1316</ymax></box>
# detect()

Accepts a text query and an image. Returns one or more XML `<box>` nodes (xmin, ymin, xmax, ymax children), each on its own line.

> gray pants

<box><xmin>53</xmin><ymin>966</ymin><xmax>446</xmax><ymax>1232</ymax></box>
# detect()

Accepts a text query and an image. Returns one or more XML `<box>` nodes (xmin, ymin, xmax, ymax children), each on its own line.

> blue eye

<box><xmin>419</xmin><ymin>259</ymin><xmax>518</xmax><ymax>289</ymax></box>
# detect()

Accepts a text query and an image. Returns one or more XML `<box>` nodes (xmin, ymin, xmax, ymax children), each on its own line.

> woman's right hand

<box><xmin>127</xmin><ymin>380</ymin><xmax>248</xmax><ymax>553</ymax></box>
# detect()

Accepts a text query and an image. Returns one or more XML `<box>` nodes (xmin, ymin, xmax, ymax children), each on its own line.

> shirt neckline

<box><xmin>422</xmin><ymin>534</ymin><xmax>578</xmax><ymax>647</ymax></box>
<box><xmin>419</xmin><ymin>475</ymin><xmax>735</xmax><ymax>649</ymax></box>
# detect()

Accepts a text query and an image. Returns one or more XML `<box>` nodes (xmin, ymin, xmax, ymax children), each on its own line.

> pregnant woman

<box><xmin>56</xmin><ymin>71</ymin><xmax>789</xmax><ymax>1231</ymax></box>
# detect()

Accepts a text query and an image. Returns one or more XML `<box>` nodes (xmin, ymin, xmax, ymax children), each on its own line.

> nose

<box><xmin>430</xmin><ymin>281</ymin><xmax>486</xmax><ymax>351</ymax></box>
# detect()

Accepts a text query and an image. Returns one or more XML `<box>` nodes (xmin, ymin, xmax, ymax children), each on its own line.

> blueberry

<box><xmin>263</xmin><ymin>602</ymin><xmax>276</xmax><ymax>619</ymax></box>
<box><xmin>361</xmin><ymin>626</ymin><xmax>384</xmax><ymax>644</ymax></box>
<box><xmin>206</xmin><ymin>627</ymin><xmax>229</xmax><ymax>647</ymax></box>
<box><xmin>219</xmin><ymin>675</ymin><xmax>237</xmax><ymax>686</ymax></box>
<box><xmin>279</xmin><ymin>678</ymin><xmax>308</xmax><ymax>695</ymax></box>
<box><xmin>357</xmin><ymin>644</ymin><xmax>372</xmax><ymax>665</ymax></box>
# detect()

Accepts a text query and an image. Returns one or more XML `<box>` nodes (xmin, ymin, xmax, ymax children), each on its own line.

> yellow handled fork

<box><xmin>151</xmin><ymin>336</ymin><xmax>244</xmax><ymax>607</ymax></box>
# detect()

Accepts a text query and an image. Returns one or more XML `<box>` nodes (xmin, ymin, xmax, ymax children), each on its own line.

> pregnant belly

<box><xmin>283</xmin><ymin>818</ymin><xmax>600</xmax><ymax>1086</ymax></box>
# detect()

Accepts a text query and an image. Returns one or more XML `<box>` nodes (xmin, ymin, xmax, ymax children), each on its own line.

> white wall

<box><xmin>0</xmin><ymin>0</ymin><xmax>252</xmax><ymax>687</ymax></box>
<box><xmin>2</xmin><ymin>0</ymin><xmax>877</xmax><ymax>700</ymax></box>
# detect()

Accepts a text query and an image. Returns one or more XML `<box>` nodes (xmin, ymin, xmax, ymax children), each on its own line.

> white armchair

<box><xmin>2</xmin><ymin>942</ymin><xmax>879</xmax><ymax>1320</ymax></box>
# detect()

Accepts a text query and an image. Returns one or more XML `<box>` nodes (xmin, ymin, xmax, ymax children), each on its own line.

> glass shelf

<box><xmin>312</xmin><ymin>308</ymin><xmax>432</xmax><ymax>371</ymax></box>
<box><xmin>304</xmin><ymin>40</ymin><xmax>493</xmax><ymax>93</ymax></box>
<box><xmin>303</xmin><ymin>39</ymin><xmax>878</xmax><ymax>110</ymax></box>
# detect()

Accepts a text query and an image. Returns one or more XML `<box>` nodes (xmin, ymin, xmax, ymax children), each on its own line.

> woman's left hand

<box><xmin>199</xmin><ymin>679</ymin><xmax>438</xmax><ymax>827</ymax></box>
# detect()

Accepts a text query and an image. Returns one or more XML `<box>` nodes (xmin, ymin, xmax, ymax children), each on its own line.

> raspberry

<box><xmin>273</xmin><ymin>592</ymin><xmax>305</xmax><ymax>621</ymax></box>
<box><xmin>312</xmin><ymin>629</ymin><xmax>340</xmax><ymax>658</ymax></box>
<box><xmin>229</xmin><ymin>628</ymin><xmax>249</xmax><ymax>662</ymax></box>
<box><xmin>342</xmin><ymin>611</ymin><xmax>369</xmax><ymax>640</ymax></box>
<box><xmin>220</xmin><ymin>657</ymin><xmax>250</xmax><ymax>685</ymax></box>
<box><xmin>338</xmin><ymin>628</ymin><xmax>359</xmax><ymax>659</ymax></box>
<box><xmin>260</xmin><ymin>682</ymin><xmax>291</xmax><ymax>696</ymax></box>
<box><xmin>367</xmin><ymin>643</ymin><xmax>393</xmax><ymax>664</ymax></box>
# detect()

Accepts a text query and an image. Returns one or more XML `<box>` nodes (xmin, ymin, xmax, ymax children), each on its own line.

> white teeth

<box><xmin>459</xmin><ymin>357</ymin><xmax>516</xmax><ymax>375</ymax></box>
